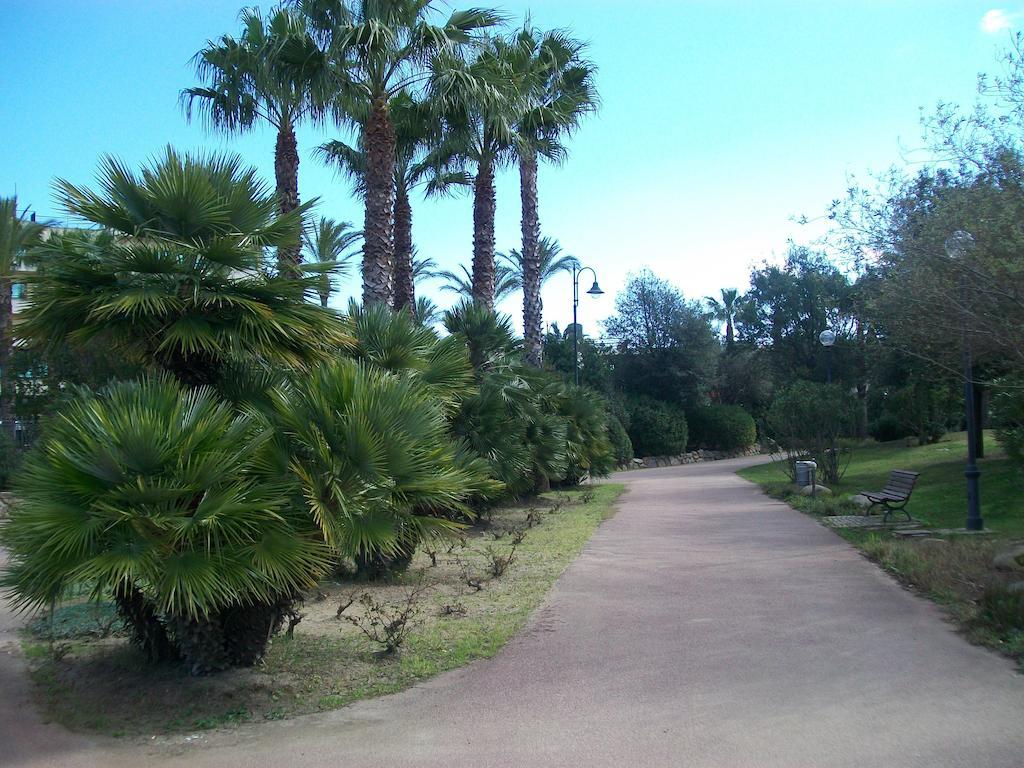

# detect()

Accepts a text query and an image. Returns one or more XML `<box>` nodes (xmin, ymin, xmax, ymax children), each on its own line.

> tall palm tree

<box><xmin>298</xmin><ymin>0</ymin><xmax>502</xmax><ymax>306</ymax></box>
<box><xmin>303</xmin><ymin>217</ymin><xmax>361</xmax><ymax>307</ymax></box>
<box><xmin>425</xmin><ymin>39</ymin><xmax>522</xmax><ymax>310</ymax></box>
<box><xmin>318</xmin><ymin>92</ymin><xmax>469</xmax><ymax>312</ymax></box>
<box><xmin>498</xmin><ymin>236</ymin><xmax>578</xmax><ymax>292</ymax></box>
<box><xmin>0</xmin><ymin>198</ymin><xmax>43</xmax><ymax>441</ymax></box>
<box><xmin>508</xmin><ymin>26</ymin><xmax>598</xmax><ymax>367</ymax></box>
<box><xmin>432</xmin><ymin>263</ymin><xmax>518</xmax><ymax>305</ymax></box>
<box><xmin>183</xmin><ymin>6</ymin><xmax>333</xmax><ymax>270</ymax></box>
<box><xmin>706</xmin><ymin>288</ymin><xmax>741</xmax><ymax>345</ymax></box>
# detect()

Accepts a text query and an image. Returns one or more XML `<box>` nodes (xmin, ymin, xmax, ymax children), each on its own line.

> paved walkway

<box><xmin>3</xmin><ymin>457</ymin><xmax>1024</xmax><ymax>767</ymax></box>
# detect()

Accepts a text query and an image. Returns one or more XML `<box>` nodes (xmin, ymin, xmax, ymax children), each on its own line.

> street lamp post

<box><xmin>572</xmin><ymin>263</ymin><xmax>604</xmax><ymax>386</ymax></box>
<box><xmin>819</xmin><ymin>329</ymin><xmax>837</xmax><ymax>384</ymax></box>
<box><xmin>945</xmin><ymin>230</ymin><xmax>983</xmax><ymax>532</ymax></box>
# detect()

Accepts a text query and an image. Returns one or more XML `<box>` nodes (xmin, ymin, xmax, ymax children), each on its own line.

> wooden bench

<box><xmin>861</xmin><ymin>470</ymin><xmax>920</xmax><ymax>523</ymax></box>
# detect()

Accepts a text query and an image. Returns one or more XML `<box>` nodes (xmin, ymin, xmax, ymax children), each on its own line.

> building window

<box><xmin>12</xmin><ymin>284</ymin><xmax>25</xmax><ymax>300</ymax></box>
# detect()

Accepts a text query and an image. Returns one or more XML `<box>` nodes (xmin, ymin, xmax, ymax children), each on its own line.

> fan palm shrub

<box><xmin>443</xmin><ymin>301</ymin><xmax>613</xmax><ymax>492</ymax></box>
<box><xmin>184</xmin><ymin>5</ymin><xmax>334</xmax><ymax>268</ymax></box>
<box><xmin>347</xmin><ymin>300</ymin><xmax>475</xmax><ymax>412</ymax></box>
<box><xmin>0</xmin><ymin>377</ymin><xmax>332</xmax><ymax>672</ymax></box>
<box><xmin>22</xmin><ymin>148</ymin><xmax>350</xmax><ymax>391</ymax></box>
<box><xmin>557</xmin><ymin>385</ymin><xmax>615</xmax><ymax>483</ymax></box>
<box><xmin>298</xmin><ymin>0</ymin><xmax>502</xmax><ymax>305</ymax></box>
<box><xmin>265</xmin><ymin>358</ymin><xmax>496</xmax><ymax>577</ymax></box>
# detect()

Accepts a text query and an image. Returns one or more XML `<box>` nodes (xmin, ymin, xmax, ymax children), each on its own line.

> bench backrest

<box><xmin>883</xmin><ymin>470</ymin><xmax>919</xmax><ymax>498</ymax></box>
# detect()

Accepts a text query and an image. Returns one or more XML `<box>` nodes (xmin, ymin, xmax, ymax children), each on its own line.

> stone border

<box><xmin>621</xmin><ymin>445</ymin><xmax>764</xmax><ymax>471</ymax></box>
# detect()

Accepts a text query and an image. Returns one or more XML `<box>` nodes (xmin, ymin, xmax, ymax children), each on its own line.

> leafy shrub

<box><xmin>871</xmin><ymin>382</ymin><xmax>959</xmax><ymax>446</ymax></box>
<box><xmin>687</xmin><ymin>404</ymin><xmax>757</xmax><ymax>452</ymax></box>
<box><xmin>606</xmin><ymin>413</ymin><xmax>634</xmax><ymax>465</ymax></box>
<box><xmin>766</xmin><ymin>381</ymin><xmax>856</xmax><ymax>485</ymax></box>
<box><xmin>992</xmin><ymin>374</ymin><xmax>1024</xmax><ymax>471</ymax></box>
<box><xmin>869</xmin><ymin>412</ymin><xmax>912</xmax><ymax>443</ymax></box>
<box><xmin>0</xmin><ymin>377</ymin><xmax>332</xmax><ymax>672</ymax></box>
<box><xmin>625</xmin><ymin>397</ymin><xmax>688</xmax><ymax>457</ymax></box>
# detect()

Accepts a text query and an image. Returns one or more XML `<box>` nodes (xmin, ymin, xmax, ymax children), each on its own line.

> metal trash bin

<box><xmin>795</xmin><ymin>460</ymin><xmax>817</xmax><ymax>487</ymax></box>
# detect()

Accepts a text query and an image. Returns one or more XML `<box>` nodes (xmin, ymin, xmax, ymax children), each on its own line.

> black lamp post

<box><xmin>572</xmin><ymin>263</ymin><xmax>604</xmax><ymax>386</ymax></box>
<box><xmin>945</xmin><ymin>230</ymin><xmax>983</xmax><ymax>532</ymax></box>
<box><xmin>819</xmin><ymin>329</ymin><xmax>836</xmax><ymax>383</ymax></box>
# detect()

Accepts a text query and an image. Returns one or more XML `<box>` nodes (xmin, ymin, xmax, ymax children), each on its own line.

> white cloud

<box><xmin>981</xmin><ymin>9</ymin><xmax>1015</xmax><ymax>34</ymax></box>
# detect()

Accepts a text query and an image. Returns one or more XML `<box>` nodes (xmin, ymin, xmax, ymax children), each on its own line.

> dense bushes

<box><xmin>625</xmin><ymin>397</ymin><xmax>688</xmax><ymax>457</ymax></box>
<box><xmin>687</xmin><ymin>404</ymin><xmax>756</xmax><ymax>452</ymax></box>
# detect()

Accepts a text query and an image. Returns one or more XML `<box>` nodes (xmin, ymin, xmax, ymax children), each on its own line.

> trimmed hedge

<box><xmin>687</xmin><ymin>404</ymin><xmax>757</xmax><ymax>452</ymax></box>
<box><xmin>625</xmin><ymin>397</ymin><xmax>688</xmax><ymax>457</ymax></box>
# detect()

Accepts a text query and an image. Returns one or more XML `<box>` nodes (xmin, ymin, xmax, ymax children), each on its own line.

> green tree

<box><xmin>183</xmin><ymin>6</ymin><xmax>333</xmax><ymax>269</ymax></box>
<box><xmin>302</xmin><ymin>217</ymin><xmax>360</xmax><ymax>307</ymax></box>
<box><xmin>736</xmin><ymin>248</ymin><xmax>854</xmax><ymax>385</ymax></box>
<box><xmin>0</xmin><ymin>198</ymin><xmax>43</xmax><ymax>441</ymax></box>
<box><xmin>298</xmin><ymin>0</ymin><xmax>501</xmax><ymax>305</ymax></box>
<box><xmin>705</xmin><ymin>287</ymin><xmax>741</xmax><ymax>345</ymax></box>
<box><xmin>505</xmin><ymin>26</ymin><xmax>598</xmax><ymax>366</ymax></box>
<box><xmin>604</xmin><ymin>270</ymin><xmax>719</xmax><ymax>409</ymax></box>
<box><xmin>23</xmin><ymin>148</ymin><xmax>349</xmax><ymax>390</ymax></box>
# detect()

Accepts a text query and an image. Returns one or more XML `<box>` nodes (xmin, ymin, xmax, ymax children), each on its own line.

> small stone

<box><xmin>799</xmin><ymin>485</ymin><xmax>833</xmax><ymax>496</ymax></box>
<box><xmin>631</xmin><ymin>458</ymin><xmax>644</xmax><ymax>467</ymax></box>
<box><xmin>849</xmin><ymin>494</ymin><xmax>872</xmax><ymax>509</ymax></box>
<box><xmin>669</xmin><ymin>456</ymin><xmax>680</xmax><ymax>466</ymax></box>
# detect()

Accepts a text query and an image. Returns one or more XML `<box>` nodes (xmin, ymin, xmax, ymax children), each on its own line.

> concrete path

<box><xmin>3</xmin><ymin>457</ymin><xmax>1024</xmax><ymax>767</ymax></box>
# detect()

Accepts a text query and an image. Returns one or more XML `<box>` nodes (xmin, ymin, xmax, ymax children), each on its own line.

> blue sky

<box><xmin>1</xmin><ymin>1</ymin><xmax>1017</xmax><ymax>333</ymax></box>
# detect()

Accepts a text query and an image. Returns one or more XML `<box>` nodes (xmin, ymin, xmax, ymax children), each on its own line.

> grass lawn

<box><xmin>738</xmin><ymin>431</ymin><xmax>1024</xmax><ymax>534</ymax></box>
<box><xmin>739</xmin><ymin>433</ymin><xmax>1024</xmax><ymax>667</ymax></box>
<box><xmin>22</xmin><ymin>484</ymin><xmax>623</xmax><ymax>737</ymax></box>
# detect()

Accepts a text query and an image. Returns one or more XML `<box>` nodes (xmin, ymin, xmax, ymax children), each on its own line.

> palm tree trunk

<box><xmin>274</xmin><ymin>119</ymin><xmax>301</xmax><ymax>272</ymax></box>
<box><xmin>519</xmin><ymin>149</ymin><xmax>543</xmax><ymax>367</ymax></box>
<box><xmin>0</xmin><ymin>276</ymin><xmax>14</xmax><ymax>444</ymax></box>
<box><xmin>725</xmin><ymin>318</ymin><xmax>734</xmax><ymax>345</ymax></box>
<box><xmin>362</xmin><ymin>98</ymin><xmax>396</xmax><ymax>306</ymax></box>
<box><xmin>472</xmin><ymin>155</ymin><xmax>496</xmax><ymax>310</ymax></box>
<box><xmin>392</xmin><ymin>181</ymin><xmax>415</xmax><ymax>313</ymax></box>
